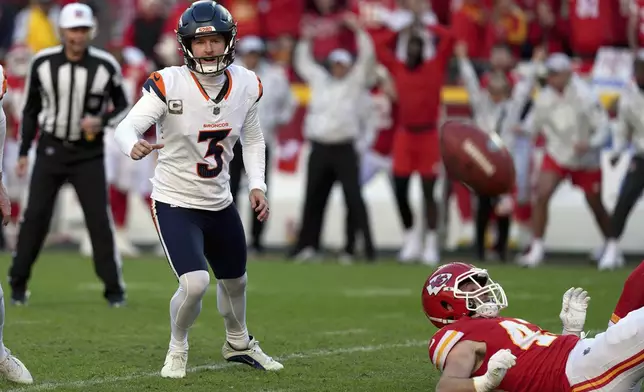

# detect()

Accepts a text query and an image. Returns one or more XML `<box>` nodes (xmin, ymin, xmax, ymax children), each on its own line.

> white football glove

<box><xmin>473</xmin><ymin>349</ymin><xmax>517</xmax><ymax>392</ymax></box>
<box><xmin>560</xmin><ymin>287</ymin><xmax>590</xmax><ymax>335</ymax></box>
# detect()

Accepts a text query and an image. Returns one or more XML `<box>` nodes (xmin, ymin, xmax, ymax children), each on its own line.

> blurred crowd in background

<box><xmin>0</xmin><ymin>0</ymin><xmax>637</xmax><ymax>267</ymax></box>
<box><xmin>0</xmin><ymin>0</ymin><xmax>630</xmax><ymax>85</ymax></box>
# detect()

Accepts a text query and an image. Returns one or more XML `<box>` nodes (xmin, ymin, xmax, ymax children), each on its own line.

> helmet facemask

<box><xmin>178</xmin><ymin>29</ymin><xmax>237</xmax><ymax>76</ymax></box>
<box><xmin>453</xmin><ymin>269</ymin><xmax>508</xmax><ymax>318</ymax></box>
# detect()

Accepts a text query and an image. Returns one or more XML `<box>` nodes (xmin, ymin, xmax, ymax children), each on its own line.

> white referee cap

<box><xmin>545</xmin><ymin>53</ymin><xmax>572</xmax><ymax>73</ymax></box>
<box><xmin>237</xmin><ymin>36</ymin><xmax>265</xmax><ymax>55</ymax></box>
<box><xmin>328</xmin><ymin>49</ymin><xmax>353</xmax><ymax>65</ymax></box>
<box><xmin>59</xmin><ymin>3</ymin><xmax>95</xmax><ymax>29</ymax></box>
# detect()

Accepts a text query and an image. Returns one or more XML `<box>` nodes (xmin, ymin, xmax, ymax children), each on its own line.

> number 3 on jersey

<box><xmin>197</xmin><ymin>129</ymin><xmax>231</xmax><ymax>178</ymax></box>
<box><xmin>500</xmin><ymin>319</ymin><xmax>557</xmax><ymax>350</ymax></box>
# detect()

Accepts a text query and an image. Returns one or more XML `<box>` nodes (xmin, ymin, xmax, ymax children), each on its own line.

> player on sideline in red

<box><xmin>423</xmin><ymin>261</ymin><xmax>644</xmax><ymax>391</ymax></box>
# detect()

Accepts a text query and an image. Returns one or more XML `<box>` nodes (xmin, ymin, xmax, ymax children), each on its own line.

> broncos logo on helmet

<box><xmin>175</xmin><ymin>1</ymin><xmax>237</xmax><ymax>75</ymax></box>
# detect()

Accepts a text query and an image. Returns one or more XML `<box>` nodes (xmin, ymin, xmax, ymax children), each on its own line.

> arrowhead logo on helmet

<box><xmin>426</xmin><ymin>273</ymin><xmax>453</xmax><ymax>296</ymax></box>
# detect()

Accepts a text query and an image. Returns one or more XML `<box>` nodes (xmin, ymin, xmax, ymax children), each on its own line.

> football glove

<box><xmin>473</xmin><ymin>349</ymin><xmax>516</xmax><ymax>392</ymax></box>
<box><xmin>560</xmin><ymin>287</ymin><xmax>590</xmax><ymax>335</ymax></box>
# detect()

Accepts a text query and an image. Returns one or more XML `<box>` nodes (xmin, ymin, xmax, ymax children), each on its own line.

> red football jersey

<box><xmin>568</xmin><ymin>0</ymin><xmax>614</xmax><ymax>56</ymax></box>
<box><xmin>429</xmin><ymin>317</ymin><xmax>579</xmax><ymax>392</ymax></box>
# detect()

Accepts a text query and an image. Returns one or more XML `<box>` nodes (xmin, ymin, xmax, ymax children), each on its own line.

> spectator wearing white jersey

<box><xmin>518</xmin><ymin>53</ymin><xmax>613</xmax><ymax>268</ymax></box>
<box><xmin>601</xmin><ymin>52</ymin><xmax>644</xmax><ymax>270</ymax></box>
<box><xmin>230</xmin><ymin>36</ymin><xmax>297</xmax><ymax>254</ymax></box>
<box><xmin>288</xmin><ymin>13</ymin><xmax>377</xmax><ymax>261</ymax></box>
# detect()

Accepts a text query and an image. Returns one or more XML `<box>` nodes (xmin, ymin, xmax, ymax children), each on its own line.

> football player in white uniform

<box><xmin>0</xmin><ymin>65</ymin><xmax>34</xmax><ymax>384</ymax></box>
<box><xmin>114</xmin><ymin>1</ymin><xmax>282</xmax><ymax>378</ymax></box>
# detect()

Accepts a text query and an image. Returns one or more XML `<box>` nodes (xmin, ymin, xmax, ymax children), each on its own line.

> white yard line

<box><xmin>320</xmin><ymin>329</ymin><xmax>369</xmax><ymax>336</ymax></box>
<box><xmin>8</xmin><ymin>340</ymin><xmax>426</xmax><ymax>392</ymax></box>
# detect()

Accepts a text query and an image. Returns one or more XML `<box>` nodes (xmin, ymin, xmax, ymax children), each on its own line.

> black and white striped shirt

<box><xmin>19</xmin><ymin>45</ymin><xmax>130</xmax><ymax>156</ymax></box>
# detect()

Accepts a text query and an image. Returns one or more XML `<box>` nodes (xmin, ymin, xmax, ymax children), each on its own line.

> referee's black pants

<box><xmin>229</xmin><ymin>141</ymin><xmax>270</xmax><ymax>251</ymax></box>
<box><xmin>291</xmin><ymin>141</ymin><xmax>375</xmax><ymax>259</ymax></box>
<box><xmin>612</xmin><ymin>155</ymin><xmax>644</xmax><ymax>239</ymax></box>
<box><xmin>9</xmin><ymin>136</ymin><xmax>125</xmax><ymax>302</ymax></box>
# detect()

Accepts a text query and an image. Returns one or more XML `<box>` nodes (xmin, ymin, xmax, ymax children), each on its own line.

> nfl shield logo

<box><xmin>213</xmin><ymin>107</ymin><xmax>220</xmax><ymax>115</ymax></box>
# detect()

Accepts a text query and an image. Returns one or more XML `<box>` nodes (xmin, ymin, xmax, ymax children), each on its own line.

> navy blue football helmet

<box><xmin>176</xmin><ymin>1</ymin><xmax>237</xmax><ymax>75</ymax></box>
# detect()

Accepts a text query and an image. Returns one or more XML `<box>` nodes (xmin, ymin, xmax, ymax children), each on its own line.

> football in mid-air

<box><xmin>440</xmin><ymin>121</ymin><xmax>515</xmax><ymax>196</ymax></box>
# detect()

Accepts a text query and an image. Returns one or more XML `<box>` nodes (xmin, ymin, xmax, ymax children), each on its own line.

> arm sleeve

<box><xmin>429</xmin><ymin>329</ymin><xmax>465</xmax><ymax>372</ymax></box>
<box><xmin>457</xmin><ymin>58</ymin><xmax>484</xmax><ymax>111</ymax></box>
<box><xmin>114</xmin><ymin>76</ymin><xmax>167</xmax><ymax>158</ymax></box>
<box><xmin>293</xmin><ymin>39</ymin><xmax>328</xmax><ymax>84</ymax></box>
<box><xmin>19</xmin><ymin>58</ymin><xmax>43</xmax><ymax>157</ymax></box>
<box><xmin>349</xmin><ymin>29</ymin><xmax>376</xmax><ymax>83</ymax></box>
<box><xmin>241</xmin><ymin>101</ymin><xmax>267</xmax><ymax>193</ymax></box>
<box><xmin>102</xmin><ymin>62</ymin><xmax>131</xmax><ymax>127</ymax></box>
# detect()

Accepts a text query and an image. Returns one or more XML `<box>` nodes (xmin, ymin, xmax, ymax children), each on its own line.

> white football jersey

<box><xmin>114</xmin><ymin>64</ymin><xmax>266</xmax><ymax>211</ymax></box>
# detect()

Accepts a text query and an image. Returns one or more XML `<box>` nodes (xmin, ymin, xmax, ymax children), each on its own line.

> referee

<box><xmin>8</xmin><ymin>3</ymin><xmax>129</xmax><ymax>306</ymax></box>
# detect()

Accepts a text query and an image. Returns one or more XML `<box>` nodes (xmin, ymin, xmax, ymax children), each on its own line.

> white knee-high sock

<box><xmin>0</xmin><ymin>284</ymin><xmax>5</xmax><ymax>360</ymax></box>
<box><xmin>217</xmin><ymin>273</ymin><xmax>249</xmax><ymax>350</ymax></box>
<box><xmin>169</xmin><ymin>270</ymin><xmax>210</xmax><ymax>351</ymax></box>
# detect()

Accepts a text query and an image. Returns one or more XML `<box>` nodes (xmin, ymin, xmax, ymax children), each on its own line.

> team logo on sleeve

<box><xmin>426</xmin><ymin>273</ymin><xmax>453</xmax><ymax>296</ymax></box>
<box><xmin>168</xmin><ymin>99</ymin><xmax>183</xmax><ymax>115</ymax></box>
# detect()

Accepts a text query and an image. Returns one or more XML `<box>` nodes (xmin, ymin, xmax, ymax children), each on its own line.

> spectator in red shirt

<box><xmin>431</xmin><ymin>0</ymin><xmax>453</xmax><ymax>24</ymax></box>
<box><xmin>227</xmin><ymin>0</ymin><xmax>262</xmax><ymax>38</ymax></box>
<box><xmin>260</xmin><ymin>0</ymin><xmax>304</xmax><ymax>39</ymax></box>
<box><xmin>301</xmin><ymin>0</ymin><xmax>356</xmax><ymax>62</ymax></box>
<box><xmin>568</xmin><ymin>0</ymin><xmax>615</xmax><ymax>59</ymax></box>
<box><xmin>451</xmin><ymin>0</ymin><xmax>488</xmax><ymax>60</ymax></box>
<box><xmin>485</xmin><ymin>0</ymin><xmax>528</xmax><ymax>57</ymax></box>
<box><xmin>377</xmin><ymin>22</ymin><xmax>455</xmax><ymax>265</ymax></box>
<box><xmin>527</xmin><ymin>0</ymin><xmax>570</xmax><ymax>54</ymax></box>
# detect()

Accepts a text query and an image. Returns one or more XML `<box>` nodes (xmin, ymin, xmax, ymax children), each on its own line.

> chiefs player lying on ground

<box><xmin>423</xmin><ymin>262</ymin><xmax>644</xmax><ymax>392</ymax></box>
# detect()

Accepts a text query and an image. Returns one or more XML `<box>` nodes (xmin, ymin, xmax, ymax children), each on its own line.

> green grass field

<box><xmin>0</xmin><ymin>252</ymin><xmax>634</xmax><ymax>392</ymax></box>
